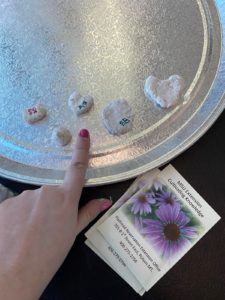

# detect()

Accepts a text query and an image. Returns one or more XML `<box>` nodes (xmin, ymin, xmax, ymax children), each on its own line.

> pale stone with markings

<box><xmin>101</xmin><ymin>99</ymin><xmax>134</xmax><ymax>136</ymax></box>
<box><xmin>23</xmin><ymin>104</ymin><xmax>47</xmax><ymax>124</ymax></box>
<box><xmin>68</xmin><ymin>91</ymin><xmax>94</xmax><ymax>116</ymax></box>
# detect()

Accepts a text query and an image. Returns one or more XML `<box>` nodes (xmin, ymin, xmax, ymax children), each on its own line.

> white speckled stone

<box><xmin>101</xmin><ymin>99</ymin><xmax>134</xmax><ymax>136</ymax></box>
<box><xmin>23</xmin><ymin>104</ymin><xmax>47</xmax><ymax>124</ymax></box>
<box><xmin>144</xmin><ymin>75</ymin><xmax>185</xmax><ymax>108</ymax></box>
<box><xmin>68</xmin><ymin>91</ymin><xmax>94</xmax><ymax>116</ymax></box>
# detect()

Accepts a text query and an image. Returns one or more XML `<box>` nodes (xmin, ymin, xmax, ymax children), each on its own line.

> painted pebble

<box><xmin>68</xmin><ymin>91</ymin><xmax>94</xmax><ymax>116</ymax></box>
<box><xmin>144</xmin><ymin>75</ymin><xmax>185</xmax><ymax>108</ymax></box>
<box><xmin>101</xmin><ymin>99</ymin><xmax>134</xmax><ymax>136</ymax></box>
<box><xmin>24</xmin><ymin>104</ymin><xmax>47</xmax><ymax>124</ymax></box>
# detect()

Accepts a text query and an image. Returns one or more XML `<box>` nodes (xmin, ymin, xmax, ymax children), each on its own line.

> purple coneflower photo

<box><xmin>153</xmin><ymin>179</ymin><xmax>163</xmax><ymax>191</ymax></box>
<box><xmin>141</xmin><ymin>204</ymin><xmax>198</xmax><ymax>258</ymax></box>
<box><xmin>131</xmin><ymin>192</ymin><xmax>156</xmax><ymax>215</ymax></box>
<box><xmin>155</xmin><ymin>190</ymin><xmax>179</xmax><ymax>207</ymax></box>
<box><xmin>134</xmin><ymin>216</ymin><xmax>144</xmax><ymax>231</ymax></box>
<box><xmin>117</xmin><ymin>180</ymin><xmax>147</xmax><ymax>208</ymax></box>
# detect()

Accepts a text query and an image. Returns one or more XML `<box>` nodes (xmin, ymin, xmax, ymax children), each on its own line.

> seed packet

<box><xmin>97</xmin><ymin>165</ymin><xmax>220</xmax><ymax>293</ymax></box>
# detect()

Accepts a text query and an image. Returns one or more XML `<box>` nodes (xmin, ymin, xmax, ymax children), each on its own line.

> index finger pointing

<box><xmin>63</xmin><ymin>129</ymin><xmax>90</xmax><ymax>199</ymax></box>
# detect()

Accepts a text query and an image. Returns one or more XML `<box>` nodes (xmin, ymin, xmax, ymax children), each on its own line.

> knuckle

<box><xmin>56</xmin><ymin>186</ymin><xmax>67</xmax><ymax>198</ymax></box>
<box><xmin>20</xmin><ymin>189</ymin><xmax>37</xmax><ymax>195</ymax></box>
<box><xmin>71</xmin><ymin>161</ymin><xmax>87</xmax><ymax>170</ymax></box>
<box><xmin>39</xmin><ymin>186</ymin><xmax>68</xmax><ymax>204</ymax></box>
<box><xmin>39</xmin><ymin>185</ymin><xmax>61</xmax><ymax>198</ymax></box>
<box><xmin>20</xmin><ymin>190</ymin><xmax>31</xmax><ymax>197</ymax></box>
<box><xmin>40</xmin><ymin>185</ymin><xmax>51</xmax><ymax>193</ymax></box>
<box><xmin>19</xmin><ymin>189</ymin><xmax>37</xmax><ymax>200</ymax></box>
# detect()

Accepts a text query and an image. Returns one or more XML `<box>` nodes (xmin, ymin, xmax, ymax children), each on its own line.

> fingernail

<box><xmin>79</xmin><ymin>129</ymin><xmax>89</xmax><ymax>138</ymax></box>
<box><xmin>100</xmin><ymin>199</ymin><xmax>113</xmax><ymax>212</ymax></box>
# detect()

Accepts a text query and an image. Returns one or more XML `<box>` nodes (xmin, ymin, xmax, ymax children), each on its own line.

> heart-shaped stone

<box><xmin>144</xmin><ymin>75</ymin><xmax>185</xmax><ymax>108</ymax></box>
<box><xmin>68</xmin><ymin>91</ymin><xmax>94</xmax><ymax>116</ymax></box>
<box><xmin>101</xmin><ymin>99</ymin><xmax>134</xmax><ymax>136</ymax></box>
<box><xmin>23</xmin><ymin>104</ymin><xmax>47</xmax><ymax>124</ymax></box>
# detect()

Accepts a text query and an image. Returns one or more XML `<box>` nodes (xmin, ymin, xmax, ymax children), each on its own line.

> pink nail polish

<box><xmin>101</xmin><ymin>200</ymin><xmax>112</xmax><ymax>212</ymax></box>
<box><xmin>79</xmin><ymin>129</ymin><xmax>89</xmax><ymax>138</ymax></box>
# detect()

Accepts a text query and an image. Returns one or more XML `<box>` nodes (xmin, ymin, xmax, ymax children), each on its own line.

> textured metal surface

<box><xmin>0</xmin><ymin>0</ymin><xmax>224</xmax><ymax>186</ymax></box>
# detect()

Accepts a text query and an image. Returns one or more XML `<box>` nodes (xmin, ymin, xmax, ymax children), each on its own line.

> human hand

<box><xmin>0</xmin><ymin>129</ymin><xmax>112</xmax><ymax>300</ymax></box>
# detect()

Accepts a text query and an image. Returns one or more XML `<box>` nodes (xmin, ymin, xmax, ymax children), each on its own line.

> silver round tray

<box><xmin>0</xmin><ymin>0</ymin><xmax>224</xmax><ymax>186</ymax></box>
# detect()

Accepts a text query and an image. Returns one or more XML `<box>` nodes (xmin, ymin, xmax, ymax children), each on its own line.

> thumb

<box><xmin>76</xmin><ymin>199</ymin><xmax>112</xmax><ymax>234</ymax></box>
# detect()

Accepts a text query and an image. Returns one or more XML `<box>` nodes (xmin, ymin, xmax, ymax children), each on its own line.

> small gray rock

<box><xmin>51</xmin><ymin>127</ymin><xmax>72</xmax><ymax>147</ymax></box>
